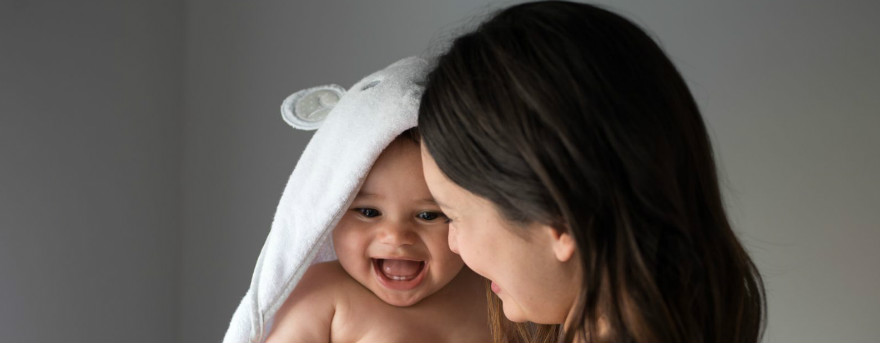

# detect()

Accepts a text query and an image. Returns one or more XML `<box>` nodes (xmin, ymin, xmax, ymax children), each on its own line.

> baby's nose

<box><xmin>378</xmin><ymin>221</ymin><xmax>416</xmax><ymax>246</ymax></box>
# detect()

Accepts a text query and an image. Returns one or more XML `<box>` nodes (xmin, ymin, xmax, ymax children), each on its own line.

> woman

<box><xmin>418</xmin><ymin>1</ymin><xmax>766</xmax><ymax>342</ymax></box>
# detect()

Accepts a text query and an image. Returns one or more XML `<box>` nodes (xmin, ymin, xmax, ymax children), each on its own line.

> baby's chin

<box><xmin>362</xmin><ymin>257</ymin><xmax>466</xmax><ymax>307</ymax></box>
<box><xmin>371</xmin><ymin>271</ymin><xmax>469</xmax><ymax>307</ymax></box>
<box><xmin>368</xmin><ymin>275</ymin><xmax>449</xmax><ymax>307</ymax></box>
<box><xmin>373</xmin><ymin>289</ymin><xmax>434</xmax><ymax>307</ymax></box>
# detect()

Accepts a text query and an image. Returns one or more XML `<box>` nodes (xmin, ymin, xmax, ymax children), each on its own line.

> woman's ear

<box><xmin>543</xmin><ymin>225</ymin><xmax>576</xmax><ymax>262</ymax></box>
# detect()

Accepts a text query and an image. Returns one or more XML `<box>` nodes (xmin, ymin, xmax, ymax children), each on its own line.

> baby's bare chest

<box><xmin>329</xmin><ymin>292</ymin><xmax>475</xmax><ymax>343</ymax></box>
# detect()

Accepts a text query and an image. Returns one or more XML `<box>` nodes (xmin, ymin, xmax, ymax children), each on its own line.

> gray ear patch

<box><xmin>281</xmin><ymin>84</ymin><xmax>346</xmax><ymax>130</ymax></box>
<box><xmin>361</xmin><ymin>80</ymin><xmax>381</xmax><ymax>91</ymax></box>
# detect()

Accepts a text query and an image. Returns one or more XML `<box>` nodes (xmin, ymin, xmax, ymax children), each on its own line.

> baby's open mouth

<box><xmin>374</xmin><ymin>259</ymin><xmax>425</xmax><ymax>281</ymax></box>
<box><xmin>372</xmin><ymin>258</ymin><xmax>427</xmax><ymax>290</ymax></box>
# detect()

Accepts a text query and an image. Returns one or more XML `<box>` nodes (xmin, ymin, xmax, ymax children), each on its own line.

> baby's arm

<box><xmin>264</xmin><ymin>262</ymin><xmax>341</xmax><ymax>343</ymax></box>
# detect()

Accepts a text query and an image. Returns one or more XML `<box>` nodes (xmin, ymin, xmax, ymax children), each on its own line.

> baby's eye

<box><xmin>354</xmin><ymin>208</ymin><xmax>381</xmax><ymax>218</ymax></box>
<box><xmin>417</xmin><ymin>211</ymin><xmax>446</xmax><ymax>221</ymax></box>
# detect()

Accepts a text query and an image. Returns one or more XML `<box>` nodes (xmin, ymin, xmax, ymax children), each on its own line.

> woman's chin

<box><xmin>502</xmin><ymin>303</ymin><xmax>530</xmax><ymax>323</ymax></box>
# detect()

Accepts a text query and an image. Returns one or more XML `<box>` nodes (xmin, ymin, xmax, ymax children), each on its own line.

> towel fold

<box><xmin>223</xmin><ymin>56</ymin><xmax>429</xmax><ymax>343</ymax></box>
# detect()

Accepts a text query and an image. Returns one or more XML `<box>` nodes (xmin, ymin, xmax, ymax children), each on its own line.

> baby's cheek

<box><xmin>332</xmin><ymin>223</ymin><xmax>366</xmax><ymax>255</ymax></box>
<box><xmin>425</xmin><ymin>229</ymin><xmax>451</xmax><ymax>252</ymax></box>
<box><xmin>421</xmin><ymin>231</ymin><xmax>455</xmax><ymax>260</ymax></box>
<box><xmin>434</xmin><ymin>244</ymin><xmax>466</xmax><ymax>271</ymax></box>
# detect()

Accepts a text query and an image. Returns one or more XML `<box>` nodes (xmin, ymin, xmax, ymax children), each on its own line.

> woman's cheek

<box><xmin>446</xmin><ymin>223</ymin><xmax>460</xmax><ymax>254</ymax></box>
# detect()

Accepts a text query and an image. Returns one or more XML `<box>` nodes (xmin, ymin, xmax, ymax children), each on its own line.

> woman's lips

<box><xmin>490</xmin><ymin>281</ymin><xmax>501</xmax><ymax>294</ymax></box>
<box><xmin>372</xmin><ymin>258</ymin><xmax>427</xmax><ymax>290</ymax></box>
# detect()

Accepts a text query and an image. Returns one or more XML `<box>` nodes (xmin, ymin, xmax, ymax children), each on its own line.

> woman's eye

<box><xmin>417</xmin><ymin>211</ymin><xmax>446</xmax><ymax>221</ymax></box>
<box><xmin>355</xmin><ymin>208</ymin><xmax>381</xmax><ymax>218</ymax></box>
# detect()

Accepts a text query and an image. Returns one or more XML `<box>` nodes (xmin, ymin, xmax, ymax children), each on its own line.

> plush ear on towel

<box><xmin>223</xmin><ymin>56</ymin><xmax>429</xmax><ymax>343</ymax></box>
<box><xmin>280</xmin><ymin>84</ymin><xmax>346</xmax><ymax>130</ymax></box>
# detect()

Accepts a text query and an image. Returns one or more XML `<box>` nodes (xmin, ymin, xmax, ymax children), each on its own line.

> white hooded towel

<box><xmin>223</xmin><ymin>56</ymin><xmax>429</xmax><ymax>343</ymax></box>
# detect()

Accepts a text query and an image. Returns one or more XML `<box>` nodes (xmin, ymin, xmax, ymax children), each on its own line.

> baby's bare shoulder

<box><xmin>303</xmin><ymin>261</ymin><xmax>352</xmax><ymax>286</ymax></box>
<box><xmin>265</xmin><ymin>261</ymin><xmax>352</xmax><ymax>342</ymax></box>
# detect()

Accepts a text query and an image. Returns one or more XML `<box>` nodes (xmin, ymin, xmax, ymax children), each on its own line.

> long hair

<box><xmin>418</xmin><ymin>1</ymin><xmax>766</xmax><ymax>342</ymax></box>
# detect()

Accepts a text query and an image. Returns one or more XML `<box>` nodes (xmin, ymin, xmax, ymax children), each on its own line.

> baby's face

<box><xmin>332</xmin><ymin>138</ymin><xmax>465</xmax><ymax>307</ymax></box>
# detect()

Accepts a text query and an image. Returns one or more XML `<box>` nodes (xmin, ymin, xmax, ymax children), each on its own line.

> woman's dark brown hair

<box><xmin>418</xmin><ymin>1</ymin><xmax>766</xmax><ymax>342</ymax></box>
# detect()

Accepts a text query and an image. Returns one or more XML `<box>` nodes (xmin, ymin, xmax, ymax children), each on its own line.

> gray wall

<box><xmin>2</xmin><ymin>1</ymin><xmax>878</xmax><ymax>342</ymax></box>
<box><xmin>0</xmin><ymin>1</ymin><xmax>183</xmax><ymax>342</ymax></box>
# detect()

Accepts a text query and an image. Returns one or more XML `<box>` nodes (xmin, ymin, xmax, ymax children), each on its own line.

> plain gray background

<box><xmin>1</xmin><ymin>0</ymin><xmax>877</xmax><ymax>342</ymax></box>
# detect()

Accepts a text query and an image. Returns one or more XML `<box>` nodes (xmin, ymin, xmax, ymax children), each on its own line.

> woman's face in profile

<box><xmin>420</xmin><ymin>145</ymin><xmax>580</xmax><ymax>324</ymax></box>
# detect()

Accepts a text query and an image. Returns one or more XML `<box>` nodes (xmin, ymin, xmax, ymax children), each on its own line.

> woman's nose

<box><xmin>378</xmin><ymin>221</ymin><xmax>415</xmax><ymax>246</ymax></box>
<box><xmin>447</xmin><ymin>224</ymin><xmax>459</xmax><ymax>254</ymax></box>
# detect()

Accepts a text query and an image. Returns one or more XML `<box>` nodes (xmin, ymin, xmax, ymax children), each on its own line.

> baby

<box><xmin>265</xmin><ymin>129</ymin><xmax>489</xmax><ymax>342</ymax></box>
